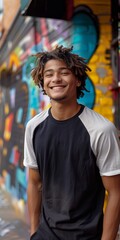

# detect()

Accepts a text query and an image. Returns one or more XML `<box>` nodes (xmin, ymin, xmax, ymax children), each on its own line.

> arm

<box><xmin>27</xmin><ymin>168</ymin><xmax>42</xmax><ymax>236</ymax></box>
<box><xmin>101</xmin><ymin>175</ymin><xmax>120</xmax><ymax>240</ymax></box>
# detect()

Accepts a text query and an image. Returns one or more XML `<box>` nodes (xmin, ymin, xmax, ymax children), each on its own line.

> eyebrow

<box><xmin>44</xmin><ymin>67</ymin><xmax>69</xmax><ymax>74</ymax></box>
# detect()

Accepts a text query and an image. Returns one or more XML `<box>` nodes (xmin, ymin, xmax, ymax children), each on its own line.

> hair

<box><xmin>31</xmin><ymin>45</ymin><xmax>91</xmax><ymax>98</ymax></box>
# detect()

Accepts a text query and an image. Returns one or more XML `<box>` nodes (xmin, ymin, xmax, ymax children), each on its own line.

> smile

<box><xmin>50</xmin><ymin>86</ymin><xmax>66</xmax><ymax>89</ymax></box>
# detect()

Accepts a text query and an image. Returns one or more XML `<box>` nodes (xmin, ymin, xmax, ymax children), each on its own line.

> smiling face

<box><xmin>43</xmin><ymin>59</ymin><xmax>80</xmax><ymax>103</ymax></box>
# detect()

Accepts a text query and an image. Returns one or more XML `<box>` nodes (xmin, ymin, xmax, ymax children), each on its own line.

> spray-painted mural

<box><xmin>0</xmin><ymin>1</ymin><xmax>113</xmax><ymax>212</ymax></box>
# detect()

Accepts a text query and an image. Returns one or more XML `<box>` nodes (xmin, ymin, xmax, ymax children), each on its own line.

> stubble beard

<box><xmin>50</xmin><ymin>95</ymin><xmax>67</xmax><ymax>102</ymax></box>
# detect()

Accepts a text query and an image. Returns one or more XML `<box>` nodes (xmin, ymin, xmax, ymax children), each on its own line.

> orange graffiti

<box><xmin>4</xmin><ymin>113</ymin><xmax>14</xmax><ymax>141</ymax></box>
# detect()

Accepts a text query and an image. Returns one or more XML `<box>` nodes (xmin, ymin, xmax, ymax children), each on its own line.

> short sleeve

<box><xmin>96</xmin><ymin>122</ymin><xmax>120</xmax><ymax>176</ymax></box>
<box><xmin>23</xmin><ymin>122</ymin><xmax>38</xmax><ymax>169</ymax></box>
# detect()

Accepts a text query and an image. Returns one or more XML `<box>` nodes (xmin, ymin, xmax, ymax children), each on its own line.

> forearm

<box><xmin>27</xmin><ymin>182</ymin><xmax>42</xmax><ymax>235</ymax></box>
<box><xmin>101</xmin><ymin>194</ymin><xmax>120</xmax><ymax>240</ymax></box>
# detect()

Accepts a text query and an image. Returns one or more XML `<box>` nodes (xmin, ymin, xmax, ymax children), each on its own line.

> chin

<box><xmin>50</xmin><ymin>96</ymin><xmax>66</xmax><ymax>101</ymax></box>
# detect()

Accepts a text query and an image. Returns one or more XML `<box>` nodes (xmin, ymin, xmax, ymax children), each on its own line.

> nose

<box><xmin>52</xmin><ymin>72</ymin><xmax>62</xmax><ymax>82</ymax></box>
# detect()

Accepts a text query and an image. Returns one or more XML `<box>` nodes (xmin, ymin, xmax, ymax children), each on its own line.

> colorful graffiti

<box><xmin>71</xmin><ymin>6</ymin><xmax>99</xmax><ymax>108</ymax></box>
<box><xmin>0</xmin><ymin>69</ymin><xmax>29</xmax><ymax>200</ymax></box>
<box><xmin>0</xmin><ymin>1</ymin><xmax>113</xmax><ymax>212</ymax></box>
<box><xmin>76</xmin><ymin>0</ymin><xmax>114</xmax><ymax>122</ymax></box>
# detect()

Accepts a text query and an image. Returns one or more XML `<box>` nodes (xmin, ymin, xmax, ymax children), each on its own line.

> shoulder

<box><xmin>80</xmin><ymin>106</ymin><xmax>117</xmax><ymax>134</ymax></box>
<box><xmin>25</xmin><ymin>109</ymin><xmax>49</xmax><ymax>133</ymax></box>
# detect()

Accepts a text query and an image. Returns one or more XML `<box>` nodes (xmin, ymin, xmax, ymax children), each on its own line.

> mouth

<box><xmin>50</xmin><ymin>85</ymin><xmax>66</xmax><ymax>89</ymax></box>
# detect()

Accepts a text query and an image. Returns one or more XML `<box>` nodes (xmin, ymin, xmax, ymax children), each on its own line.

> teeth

<box><xmin>51</xmin><ymin>86</ymin><xmax>64</xmax><ymax>88</ymax></box>
<box><xmin>53</xmin><ymin>87</ymin><xmax>62</xmax><ymax>89</ymax></box>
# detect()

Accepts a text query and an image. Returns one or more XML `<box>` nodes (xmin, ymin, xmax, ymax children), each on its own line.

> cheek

<box><xmin>43</xmin><ymin>80</ymin><xmax>47</xmax><ymax>90</ymax></box>
<box><xmin>71</xmin><ymin>81</ymin><xmax>78</xmax><ymax>89</ymax></box>
<box><xmin>43</xmin><ymin>81</ymin><xmax>49</xmax><ymax>94</ymax></box>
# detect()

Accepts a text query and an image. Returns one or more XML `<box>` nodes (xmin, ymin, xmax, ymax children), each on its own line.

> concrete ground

<box><xmin>0</xmin><ymin>188</ymin><xmax>30</xmax><ymax>240</ymax></box>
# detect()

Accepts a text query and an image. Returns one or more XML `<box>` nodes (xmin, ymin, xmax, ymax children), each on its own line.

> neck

<box><xmin>50</xmin><ymin>100</ymin><xmax>81</xmax><ymax>120</ymax></box>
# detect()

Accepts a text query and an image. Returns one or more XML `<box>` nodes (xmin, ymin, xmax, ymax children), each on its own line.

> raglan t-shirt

<box><xmin>24</xmin><ymin>105</ymin><xmax>120</xmax><ymax>240</ymax></box>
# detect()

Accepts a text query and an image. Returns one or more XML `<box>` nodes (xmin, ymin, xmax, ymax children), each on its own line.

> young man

<box><xmin>24</xmin><ymin>45</ymin><xmax>120</xmax><ymax>240</ymax></box>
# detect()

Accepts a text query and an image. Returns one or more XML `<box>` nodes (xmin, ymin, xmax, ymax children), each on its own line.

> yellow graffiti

<box><xmin>4</xmin><ymin>104</ymin><xmax>9</xmax><ymax>115</ymax></box>
<box><xmin>9</xmin><ymin>53</ymin><xmax>21</xmax><ymax>70</ymax></box>
<box><xmin>74</xmin><ymin>0</ymin><xmax>113</xmax><ymax>122</ymax></box>
<box><xmin>3</xmin><ymin>148</ymin><xmax>8</xmax><ymax>156</ymax></box>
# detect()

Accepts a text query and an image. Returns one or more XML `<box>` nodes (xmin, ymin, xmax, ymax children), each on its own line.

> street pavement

<box><xmin>0</xmin><ymin>188</ymin><xmax>30</xmax><ymax>240</ymax></box>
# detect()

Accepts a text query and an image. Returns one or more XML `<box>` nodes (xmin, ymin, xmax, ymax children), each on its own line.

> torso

<box><xmin>32</xmin><ymin>105</ymin><xmax>104</xmax><ymax>240</ymax></box>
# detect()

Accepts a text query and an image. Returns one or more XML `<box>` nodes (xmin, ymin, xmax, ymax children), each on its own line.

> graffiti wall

<box><xmin>0</xmin><ymin>0</ymin><xmax>113</xmax><ymax>212</ymax></box>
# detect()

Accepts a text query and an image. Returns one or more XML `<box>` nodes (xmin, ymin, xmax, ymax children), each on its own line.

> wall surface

<box><xmin>0</xmin><ymin>0</ymin><xmax>20</xmax><ymax>47</ymax></box>
<box><xmin>0</xmin><ymin>0</ymin><xmax>115</xmax><ymax>213</ymax></box>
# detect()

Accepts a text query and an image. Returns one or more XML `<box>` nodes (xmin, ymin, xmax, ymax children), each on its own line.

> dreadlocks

<box><xmin>31</xmin><ymin>45</ymin><xmax>91</xmax><ymax>98</ymax></box>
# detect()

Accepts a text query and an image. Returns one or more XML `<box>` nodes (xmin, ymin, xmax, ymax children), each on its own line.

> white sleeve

<box><xmin>23</xmin><ymin>122</ymin><xmax>38</xmax><ymax>168</ymax></box>
<box><xmin>96</xmin><ymin>122</ymin><xmax>120</xmax><ymax>176</ymax></box>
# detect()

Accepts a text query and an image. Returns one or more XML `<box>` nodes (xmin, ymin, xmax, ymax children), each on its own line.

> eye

<box><xmin>44</xmin><ymin>73</ymin><xmax>53</xmax><ymax>77</ymax></box>
<box><xmin>61</xmin><ymin>71</ymin><xmax>70</xmax><ymax>75</ymax></box>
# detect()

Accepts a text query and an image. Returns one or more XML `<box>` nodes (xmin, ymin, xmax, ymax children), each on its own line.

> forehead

<box><xmin>44</xmin><ymin>59</ymin><xmax>68</xmax><ymax>71</ymax></box>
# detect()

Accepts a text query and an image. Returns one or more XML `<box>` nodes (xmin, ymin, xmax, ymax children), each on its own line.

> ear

<box><xmin>76</xmin><ymin>80</ymin><xmax>81</xmax><ymax>87</ymax></box>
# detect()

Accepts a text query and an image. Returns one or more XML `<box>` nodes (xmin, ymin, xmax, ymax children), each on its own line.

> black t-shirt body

<box><xmin>32</xmin><ymin>106</ymin><xmax>104</xmax><ymax>240</ymax></box>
